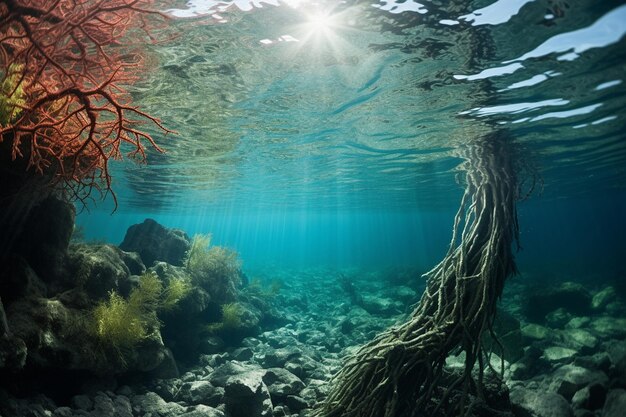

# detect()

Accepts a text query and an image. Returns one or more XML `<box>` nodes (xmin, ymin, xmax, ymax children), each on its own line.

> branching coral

<box><xmin>316</xmin><ymin>136</ymin><xmax>530</xmax><ymax>417</ymax></box>
<box><xmin>0</xmin><ymin>0</ymin><xmax>172</xmax><ymax>206</ymax></box>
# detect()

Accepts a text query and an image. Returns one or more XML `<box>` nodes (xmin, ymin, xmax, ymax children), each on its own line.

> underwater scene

<box><xmin>1</xmin><ymin>1</ymin><xmax>625</xmax><ymax>416</ymax></box>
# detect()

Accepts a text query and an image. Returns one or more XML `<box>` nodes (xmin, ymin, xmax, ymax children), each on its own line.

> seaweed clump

<box><xmin>184</xmin><ymin>234</ymin><xmax>241</xmax><ymax>303</ymax></box>
<box><xmin>91</xmin><ymin>272</ymin><xmax>190</xmax><ymax>359</ymax></box>
<box><xmin>207</xmin><ymin>302</ymin><xmax>243</xmax><ymax>333</ymax></box>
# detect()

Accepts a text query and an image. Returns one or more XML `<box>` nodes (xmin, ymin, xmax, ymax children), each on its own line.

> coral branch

<box><xmin>0</xmin><ymin>0</ymin><xmax>172</xmax><ymax>206</ymax></box>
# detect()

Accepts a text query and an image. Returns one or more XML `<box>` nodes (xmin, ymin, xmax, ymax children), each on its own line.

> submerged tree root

<box><xmin>317</xmin><ymin>136</ymin><xmax>525</xmax><ymax>417</ymax></box>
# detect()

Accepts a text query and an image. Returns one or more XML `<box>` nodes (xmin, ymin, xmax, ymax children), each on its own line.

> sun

<box><xmin>306</xmin><ymin>13</ymin><xmax>334</xmax><ymax>34</ymax></box>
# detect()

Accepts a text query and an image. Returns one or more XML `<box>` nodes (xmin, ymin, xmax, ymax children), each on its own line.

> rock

<box><xmin>151</xmin><ymin>379</ymin><xmax>182</xmax><ymax>402</ymax></box>
<box><xmin>602</xmin><ymin>389</ymin><xmax>626</xmax><ymax>417</ymax></box>
<box><xmin>284</xmin><ymin>395</ymin><xmax>309</xmax><ymax>411</ymax></box>
<box><xmin>224</xmin><ymin>371</ymin><xmax>273</xmax><ymax>417</ymax></box>
<box><xmin>198</xmin><ymin>336</ymin><xmax>225</xmax><ymax>354</ymax></box>
<box><xmin>53</xmin><ymin>407</ymin><xmax>73</xmax><ymax>417</ymax></box>
<box><xmin>119</xmin><ymin>219</ymin><xmax>190</xmax><ymax>267</ymax></box>
<box><xmin>92</xmin><ymin>393</ymin><xmax>115</xmax><ymax>415</ymax></box>
<box><xmin>148</xmin><ymin>347</ymin><xmax>179</xmax><ymax>379</ymax></box>
<box><xmin>179</xmin><ymin>404</ymin><xmax>225</xmax><ymax>417</ymax></box>
<box><xmin>13</xmin><ymin>196</ymin><xmax>75</xmax><ymax>281</ymax></box>
<box><xmin>232</xmin><ymin>347</ymin><xmax>254</xmax><ymax>361</ymax></box>
<box><xmin>543</xmin><ymin>347</ymin><xmax>577</xmax><ymax>362</ymax></box>
<box><xmin>0</xmin><ymin>395</ymin><xmax>57</xmax><ymax>417</ymax></box>
<box><xmin>386</xmin><ymin>286</ymin><xmax>417</xmax><ymax>303</ymax></box>
<box><xmin>561</xmin><ymin>329</ymin><xmax>598</xmax><ymax>351</ymax></box>
<box><xmin>263</xmin><ymin>347</ymin><xmax>302</xmax><ymax>368</ymax></box>
<box><xmin>590</xmin><ymin>317</ymin><xmax>626</xmax><ymax>339</ymax></box>
<box><xmin>112</xmin><ymin>395</ymin><xmax>133</xmax><ymax>417</ymax></box>
<box><xmin>339</xmin><ymin>317</ymin><xmax>355</xmax><ymax>334</ymax></box>
<box><xmin>510</xmin><ymin>387</ymin><xmax>573</xmax><ymax>417</ymax></box>
<box><xmin>64</xmin><ymin>244</ymin><xmax>132</xmax><ymax>299</ymax></box>
<box><xmin>546</xmin><ymin>308</ymin><xmax>572</xmax><ymax>328</ymax></box>
<box><xmin>605</xmin><ymin>301</ymin><xmax>626</xmax><ymax>317</ymax></box>
<box><xmin>605</xmin><ymin>340</ymin><xmax>626</xmax><ymax>367</ymax></box>
<box><xmin>71</xmin><ymin>395</ymin><xmax>93</xmax><ymax>411</ymax></box>
<box><xmin>130</xmin><ymin>391</ymin><xmax>185</xmax><ymax>417</ymax></box>
<box><xmin>574</xmin><ymin>352</ymin><xmax>611</xmax><ymax>374</ymax></box>
<box><xmin>361</xmin><ymin>295</ymin><xmax>401</xmax><ymax>316</ymax></box>
<box><xmin>180</xmin><ymin>381</ymin><xmax>224</xmax><ymax>406</ymax></box>
<box><xmin>0</xmin><ymin>297</ymin><xmax>27</xmax><ymax>370</ymax></box>
<box><xmin>522</xmin><ymin>323</ymin><xmax>551</xmax><ymax>342</ymax></box>
<box><xmin>209</xmin><ymin>361</ymin><xmax>260</xmax><ymax>385</ymax></box>
<box><xmin>571</xmin><ymin>382</ymin><xmax>606</xmax><ymax>410</ymax></box>
<box><xmin>118</xmin><ymin>251</ymin><xmax>146</xmax><ymax>276</ymax></box>
<box><xmin>592</xmin><ymin>287</ymin><xmax>617</xmax><ymax>311</ymax></box>
<box><xmin>7</xmin><ymin>296</ymin><xmax>97</xmax><ymax>371</ymax></box>
<box><xmin>525</xmin><ymin>282</ymin><xmax>592</xmax><ymax>323</ymax></box>
<box><xmin>263</xmin><ymin>368</ymin><xmax>306</xmax><ymax>398</ymax></box>
<box><xmin>566</xmin><ymin>317</ymin><xmax>591</xmax><ymax>329</ymax></box>
<box><xmin>131</xmin><ymin>335</ymin><xmax>172</xmax><ymax>374</ymax></box>
<box><xmin>237</xmin><ymin>302</ymin><xmax>263</xmax><ymax>333</ymax></box>
<box><xmin>548</xmin><ymin>364</ymin><xmax>609</xmax><ymax>400</ymax></box>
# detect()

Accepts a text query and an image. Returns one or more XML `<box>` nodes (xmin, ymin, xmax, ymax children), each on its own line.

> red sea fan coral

<box><xmin>0</xmin><ymin>0</ymin><xmax>172</xmax><ymax>206</ymax></box>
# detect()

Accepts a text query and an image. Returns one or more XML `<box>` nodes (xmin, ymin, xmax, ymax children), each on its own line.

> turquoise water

<box><xmin>77</xmin><ymin>0</ymin><xmax>626</xmax><ymax>275</ymax></box>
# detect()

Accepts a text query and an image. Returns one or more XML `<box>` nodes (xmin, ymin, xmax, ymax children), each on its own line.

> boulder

<box><xmin>560</xmin><ymin>328</ymin><xmax>598</xmax><ymax>351</ymax></box>
<box><xmin>361</xmin><ymin>295</ymin><xmax>402</xmax><ymax>316</ymax></box>
<box><xmin>179</xmin><ymin>380</ymin><xmax>224</xmax><ymax>406</ymax></box>
<box><xmin>7</xmin><ymin>296</ymin><xmax>87</xmax><ymax>369</ymax></box>
<box><xmin>12</xmin><ymin>196</ymin><xmax>75</xmax><ymax>281</ymax></box>
<box><xmin>0</xmin><ymin>332</ymin><xmax>27</xmax><ymax>370</ymax></box>
<box><xmin>119</xmin><ymin>219</ymin><xmax>190</xmax><ymax>267</ymax></box>
<box><xmin>571</xmin><ymin>382</ymin><xmax>607</xmax><ymax>411</ymax></box>
<box><xmin>546</xmin><ymin>308</ymin><xmax>572</xmax><ymax>328</ymax></box>
<box><xmin>573</xmin><ymin>352</ymin><xmax>611</xmax><ymax>374</ymax></box>
<box><xmin>179</xmin><ymin>404</ymin><xmax>225</xmax><ymax>417</ymax></box>
<box><xmin>602</xmin><ymin>389</ymin><xmax>626</xmax><ymax>417</ymax></box>
<box><xmin>548</xmin><ymin>364</ymin><xmax>609</xmax><ymax>400</ymax></box>
<box><xmin>209</xmin><ymin>361</ymin><xmax>262</xmax><ymax>387</ymax></box>
<box><xmin>6</xmin><ymin>294</ymin><xmax>170</xmax><ymax>374</ymax></box>
<box><xmin>262</xmin><ymin>347</ymin><xmax>302</xmax><ymax>368</ymax></box>
<box><xmin>130</xmin><ymin>392</ymin><xmax>185</xmax><ymax>417</ymax></box>
<box><xmin>285</xmin><ymin>395</ymin><xmax>309</xmax><ymax>412</ymax></box>
<box><xmin>147</xmin><ymin>347</ymin><xmax>179</xmax><ymax>379</ymax></box>
<box><xmin>263</xmin><ymin>368</ymin><xmax>306</xmax><ymax>399</ymax></box>
<box><xmin>543</xmin><ymin>347</ymin><xmax>577</xmax><ymax>363</ymax></box>
<box><xmin>111</xmin><ymin>395</ymin><xmax>133</xmax><ymax>417</ymax></box>
<box><xmin>510</xmin><ymin>387</ymin><xmax>573</xmax><ymax>417</ymax></box>
<box><xmin>64</xmin><ymin>244</ymin><xmax>133</xmax><ymax>299</ymax></box>
<box><xmin>92</xmin><ymin>393</ymin><xmax>115</xmax><ymax>416</ymax></box>
<box><xmin>522</xmin><ymin>323</ymin><xmax>552</xmax><ymax>342</ymax></box>
<box><xmin>591</xmin><ymin>287</ymin><xmax>617</xmax><ymax>311</ymax></box>
<box><xmin>71</xmin><ymin>394</ymin><xmax>92</xmax><ymax>410</ymax></box>
<box><xmin>590</xmin><ymin>317</ymin><xmax>626</xmax><ymax>339</ymax></box>
<box><xmin>224</xmin><ymin>371</ymin><xmax>273</xmax><ymax>417</ymax></box>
